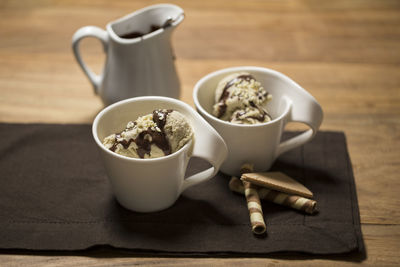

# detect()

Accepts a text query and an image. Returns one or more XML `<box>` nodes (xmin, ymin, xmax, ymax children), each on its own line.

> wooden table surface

<box><xmin>1</xmin><ymin>0</ymin><xmax>399</xmax><ymax>266</ymax></box>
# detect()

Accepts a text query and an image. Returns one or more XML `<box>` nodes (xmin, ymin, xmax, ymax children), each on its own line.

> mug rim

<box><xmin>193</xmin><ymin>66</ymin><xmax>294</xmax><ymax>128</ymax></box>
<box><xmin>92</xmin><ymin>96</ymin><xmax>194</xmax><ymax>163</ymax></box>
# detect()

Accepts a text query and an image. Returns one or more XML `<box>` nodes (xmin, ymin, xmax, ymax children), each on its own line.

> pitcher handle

<box><xmin>276</xmin><ymin>94</ymin><xmax>323</xmax><ymax>157</ymax></box>
<box><xmin>72</xmin><ymin>26</ymin><xmax>109</xmax><ymax>94</ymax></box>
<box><xmin>180</xmin><ymin>123</ymin><xmax>227</xmax><ymax>193</ymax></box>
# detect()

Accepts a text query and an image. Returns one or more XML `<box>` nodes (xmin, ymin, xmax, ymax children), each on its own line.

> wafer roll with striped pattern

<box><xmin>229</xmin><ymin>177</ymin><xmax>317</xmax><ymax>214</ymax></box>
<box><xmin>239</xmin><ymin>163</ymin><xmax>266</xmax><ymax>235</ymax></box>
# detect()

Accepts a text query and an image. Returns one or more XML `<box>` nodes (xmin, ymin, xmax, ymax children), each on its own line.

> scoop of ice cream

<box><xmin>212</xmin><ymin>72</ymin><xmax>272</xmax><ymax>124</ymax></box>
<box><xmin>103</xmin><ymin>109</ymin><xmax>193</xmax><ymax>159</ymax></box>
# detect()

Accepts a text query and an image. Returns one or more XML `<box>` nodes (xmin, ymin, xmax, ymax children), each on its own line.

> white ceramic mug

<box><xmin>193</xmin><ymin>66</ymin><xmax>323</xmax><ymax>177</ymax></box>
<box><xmin>72</xmin><ymin>4</ymin><xmax>184</xmax><ymax>105</ymax></box>
<box><xmin>92</xmin><ymin>96</ymin><xmax>227</xmax><ymax>212</ymax></box>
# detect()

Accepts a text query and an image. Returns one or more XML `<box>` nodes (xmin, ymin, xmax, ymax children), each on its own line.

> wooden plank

<box><xmin>0</xmin><ymin>58</ymin><xmax>399</xmax><ymax>119</ymax></box>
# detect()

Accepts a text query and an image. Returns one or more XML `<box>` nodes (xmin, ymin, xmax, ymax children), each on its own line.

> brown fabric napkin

<box><xmin>0</xmin><ymin>123</ymin><xmax>364</xmax><ymax>255</ymax></box>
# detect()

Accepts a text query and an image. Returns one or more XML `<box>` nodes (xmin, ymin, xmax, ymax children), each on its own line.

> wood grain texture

<box><xmin>0</xmin><ymin>0</ymin><xmax>399</xmax><ymax>265</ymax></box>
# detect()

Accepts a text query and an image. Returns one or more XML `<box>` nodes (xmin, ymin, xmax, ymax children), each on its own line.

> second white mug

<box><xmin>193</xmin><ymin>66</ymin><xmax>323</xmax><ymax>177</ymax></box>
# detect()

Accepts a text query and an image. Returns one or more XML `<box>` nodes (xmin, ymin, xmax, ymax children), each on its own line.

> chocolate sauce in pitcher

<box><xmin>119</xmin><ymin>18</ymin><xmax>174</xmax><ymax>39</ymax></box>
<box><xmin>119</xmin><ymin>25</ymin><xmax>162</xmax><ymax>39</ymax></box>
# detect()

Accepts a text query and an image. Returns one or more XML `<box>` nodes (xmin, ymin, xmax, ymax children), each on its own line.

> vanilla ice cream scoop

<box><xmin>212</xmin><ymin>72</ymin><xmax>272</xmax><ymax>124</ymax></box>
<box><xmin>103</xmin><ymin>109</ymin><xmax>193</xmax><ymax>159</ymax></box>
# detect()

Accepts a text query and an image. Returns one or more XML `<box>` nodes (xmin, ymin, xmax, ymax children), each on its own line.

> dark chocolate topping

<box><xmin>216</xmin><ymin>74</ymin><xmax>255</xmax><ymax>118</ymax></box>
<box><xmin>218</xmin><ymin>74</ymin><xmax>255</xmax><ymax>102</ymax></box>
<box><xmin>153</xmin><ymin>109</ymin><xmax>173</xmax><ymax>130</ymax></box>
<box><xmin>110</xmin><ymin>134</ymin><xmax>120</xmax><ymax>152</ymax></box>
<box><xmin>109</xmin><ymin>109</ymin><xmax>173</xmax><ymax>158</ymax></box>
<box><xmin>215</xmin><ymin>74</ymin><xmax>272</xmax><ymax>122</ymax></box>
<box><xmin>234</xmin><ymin>100</ymin><xmax>271</xmax><ymax>123</ymax></box>
<box><xmin>134</xmin><ymin>129</ymin><xmax>170</xmax><ymax>158</ymax></box>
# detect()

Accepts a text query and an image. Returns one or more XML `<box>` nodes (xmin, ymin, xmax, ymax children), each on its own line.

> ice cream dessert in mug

<box><xmin>193</xmin><ymin>66</ymin><xmax>323</xmax><ymax>176</ymax></box>
<box><xmin>212</xmin><ymin>72</ymin><xmax>273</xmax><ymax>124</ymax></box>
<box><xmin>103</xmin><ymin>109</ymin><xmax>193</xmax><ymax>159</ymax></box>
<box><xmin>93</xmin><ymin>96</ymin><xmax>227</xmax><ymax>212</ymax></box>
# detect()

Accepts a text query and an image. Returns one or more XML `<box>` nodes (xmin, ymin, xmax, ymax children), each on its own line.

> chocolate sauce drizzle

<box><xmin>244</xmin><ymin>101</ymin><xmax>271</xmax><ymax>122</ymax></box>
<box><xmin>110</xmin><ymin>109</ymin><xmax>173</xmax><ymax>158</ymax></box>
<box><xmin>119</xmin><ymin>25</ymin><xmax>161</xmax><ymax>39</ymax></box>
<box><xmin>216</xmin><ymin>74</ymin><xmax>255</xmax><ymax>118</ymax></box>
<box><xmin>215</xmin><ymin>74</ymin><xmax>272</xmax><ymax>123</ymax></box>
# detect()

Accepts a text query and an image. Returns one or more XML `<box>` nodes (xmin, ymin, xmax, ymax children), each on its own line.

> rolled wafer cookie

<box><xmin>229</xmin><ymin>177</ymin><xmax>317</xmax><ymax>214</ymax></box>
<box><xmin>239</xmin><ymin>163</ymin><xmax>266</xmax><ymax>235</ymax></box>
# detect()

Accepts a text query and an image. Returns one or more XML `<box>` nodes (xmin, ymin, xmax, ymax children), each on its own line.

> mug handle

<box><xmin>180</xmin><ymin>122</ymin><xmax>228</xmax><ymax>193</ymax></box>
<box><xmin>72</xmin><ymin>26</ymin><xmax>109</xmax><ymax>94</ymax></box>
<box><xmin>276</xmin><ymin>93</ymin><xmax>323</xmax><ymax>157</ymax></box>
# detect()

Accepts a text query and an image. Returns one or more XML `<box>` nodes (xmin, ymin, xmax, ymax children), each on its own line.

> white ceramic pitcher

<box><xmin>72</xmin><ymin>4</ymin><xmax>184</xmax><ymax>105</ymax></box>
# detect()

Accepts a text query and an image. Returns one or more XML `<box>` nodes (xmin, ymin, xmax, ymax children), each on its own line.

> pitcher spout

<box><xmin>165</xmin><ymin>10</ymin><xmax>185</xmax><ymax>28</ymax></box>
